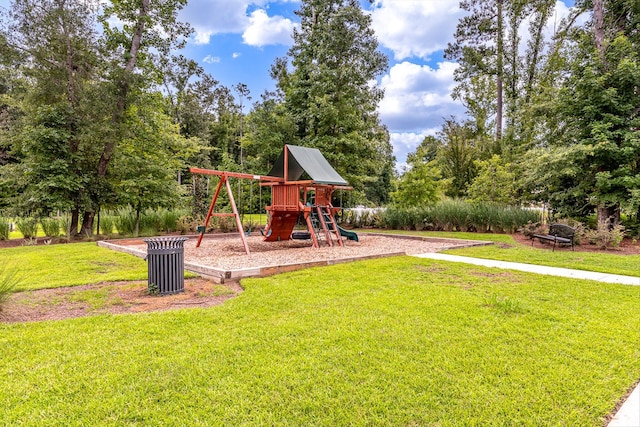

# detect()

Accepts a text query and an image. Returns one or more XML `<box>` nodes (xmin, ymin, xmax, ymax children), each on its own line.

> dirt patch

<box><xmin>0</xmin><ymin>279</ymin><xmax>242</xmax><ymax>324</ymax></box>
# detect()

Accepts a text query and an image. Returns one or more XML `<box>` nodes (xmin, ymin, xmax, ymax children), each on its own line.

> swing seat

<box><xmin>291</xmin><ymin>231</ymin><xmax>311</xmax><ymax>240</ymax></box>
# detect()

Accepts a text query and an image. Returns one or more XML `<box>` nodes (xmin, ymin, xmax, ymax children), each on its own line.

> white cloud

<box><xmin>180</xmin><ymin>0</ymin><xmax>298</xmax><ymax>46</ymax></box>
<box><xmin>379</xmin><ymin>61</ymin><xmax>464</xmax><ymax>130</ymax></box>
<box><xmin>378</xmin><ymin>61</ymin><xmax>465</xmax><ymax>164</ymax></box>
<box><xmin>370</xmin><ymin>0</ymin><xmax>464</xmax><ymax>60</ymax></box>
<box><xmin>232</xmin><ymin>52</ymin><xmax>241</xmax><ymax>59</ymax></box>
<box><xmin>203</xmin><ymin>55</ymin><xmax>221</xmax><ymax>64</ymax></box>
<box><xmin>390</xmin><ymin>130</ymin><xmax>438</xmax><ymax>168</ymax></box>
<box><xmin>180</xmin><ymin>0</ymin><xmax>250</xmax><ymax>45</ymax></box>
<box><xmin>242</xmin><ymin>9</ymin><xmax>297</xmax><ymax>47</ymax></box>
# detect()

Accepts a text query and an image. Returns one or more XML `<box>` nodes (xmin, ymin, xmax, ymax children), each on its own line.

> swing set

<box><xmin>189</xmin><ymin>144</ymin><xmax>357</xmax><ymax>255</ymax></box>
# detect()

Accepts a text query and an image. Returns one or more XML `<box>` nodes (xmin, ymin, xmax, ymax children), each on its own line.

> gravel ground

<box><xmin>129</xmin><ymin>233</ymin><xmax>476</xmax><ymax>271</ymax></box>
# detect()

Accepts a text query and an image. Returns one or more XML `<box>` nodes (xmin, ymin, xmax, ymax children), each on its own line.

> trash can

<box><xmin>143</xmin><ymin>237</ymin><xmax>189</xmax><ymax>295</ymax></box>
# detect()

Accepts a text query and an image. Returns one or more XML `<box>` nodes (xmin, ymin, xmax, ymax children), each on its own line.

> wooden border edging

<box><xmin>97</xmin><ymin>233</ymin><xmax>492</xmax><ymax>284</ymax></box>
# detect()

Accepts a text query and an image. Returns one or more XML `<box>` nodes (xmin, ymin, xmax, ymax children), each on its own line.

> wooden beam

<box><xmin>189</xmin><ymin>167</ymin><xmax>283</xmax><ymax>182</ymax></box>
<box><xmin>284</xmin><ymin>145</ymin><xmax>289</xmax><ymax>182</ymax></box>
<box><xmin>196</xmin><ymin>175</ymin><xmax>226</xmax><ymax>248</ymax></box>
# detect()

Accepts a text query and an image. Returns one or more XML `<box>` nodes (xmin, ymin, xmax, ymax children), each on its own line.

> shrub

<box><xmin>0</xmin><ymin>266</ymin><xmax>21</xmax><ymax>312</ymax></box>
<box><xmin>16</xmin><ymin>217</ymin><xmax>38</xmax><ymax>239</ymax></box>
<box><xmin>176</xmin><ymin>215</ymin><xmax>200</xmax><ymax>234</ymax></box>
<box><xmin>40</xmin><ymin>218</ymin><xmax>61</xmax><ymax>237</ymax></box>
<box><xmin>115</xmin><ymin>209</ymin><xmax>136</xmax><ymax>236</ymax></box>
<box><xmin>586</xmin><ymin>224</ymin><xmax>625</xmax><ymax>250</ymax></box>
<box><xmin>521</xmin><ymin>221</ymin><xmax>545</xmax><ymax>239</ymax></box>
<box><xmin>160</xmin><ymin>210</ymin><xmax>181</xmax><ymax>233</ymax></box>
<box><xmin>100</xmin><ymin>216</ymin><xmax>115</xmax><ymax>236</ymax></box>
<box><xmin>0</xmin><ymin>218</ymin><xmax>9</xmax><ymax>240</ymax></box>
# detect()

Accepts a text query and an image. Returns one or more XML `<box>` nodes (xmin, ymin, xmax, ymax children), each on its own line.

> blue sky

<box><xmin>1</xmin><ymin>0</ymin><xmax>578</xmax><ymax>167</ymax></box>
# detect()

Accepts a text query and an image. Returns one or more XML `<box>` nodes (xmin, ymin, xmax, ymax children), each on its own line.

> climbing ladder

<box><xmin>311</xmin><ymin>205</ymin><xmax>343</xmax><ymax>247</ymax></box>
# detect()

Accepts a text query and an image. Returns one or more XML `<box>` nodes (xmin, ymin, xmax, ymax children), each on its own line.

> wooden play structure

<box><xmin>189</xmin><ymin>144</ymin><xmax>358</xmax><ymax>255</ymax></box>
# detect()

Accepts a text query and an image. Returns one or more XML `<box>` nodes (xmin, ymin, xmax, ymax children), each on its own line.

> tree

<box><xmin>1</xmin><ymin>0</ymin><xmax>99</xmax><ymax>222</ymax></box>
<box><xmin>85</xmin><ymin>0</ymin><xmax>192</xmax><ymax>235</ymax></box>
<box><xmin>110</xmin><ymin>96</ymin><xmax>192</xmax><ymax>236</ymax></box>
<box><xmin>437</xmin><ymin>118</ymin><xmax>484</xmax><ymax>198</ymax></box>
<box><xmin>527</xmin><ymin>1</ymin><xmax>640</xmax><ymax>226</ymax></box>
<box><xmin>391</xmin><ymin>161</ymin><xmax>441</xmax><ymax>209</ymax></box>
<box><xmin>1</xmin><ymin>0</ymin><xmax>194</xmax><ymax>234</ymax></box>
<box><xmin>446</xmin><ymin>0</ymin><xmax>558</xmax><ymax>157</ymax></box>
<box><xmin>467</xmin><ymin>155</ymin><xmax>516</xmax><ymax>204</ymax></box>
<box><xmin>271</xmin><ymin>0</ymin><xmax>394</xmax><ymax>204</ymax></box>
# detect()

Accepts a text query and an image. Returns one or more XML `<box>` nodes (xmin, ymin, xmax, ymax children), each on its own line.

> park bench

<box><xmin>532</xmin><ymin>223</ymin><xmax>576</xmax><ymax>251</ymax></box>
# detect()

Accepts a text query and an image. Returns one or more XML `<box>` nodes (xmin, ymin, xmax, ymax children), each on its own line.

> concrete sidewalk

<box><xmin>414</xmin><ymin>253</ymin><xmax>640</xmax><ymax>286</ymax></box>
<box><xmin>413</xmin><ymin>252</ymin><xmax>640</xmax><ymax>427</ymax></box>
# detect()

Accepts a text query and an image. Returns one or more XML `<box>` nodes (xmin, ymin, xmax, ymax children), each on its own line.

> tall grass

<box><xmin>160</xmin><ymin>209</ymin><xmax>181</xmax><ymax>233</ymax></box>
<box><xmin>15</xmin><ymin>217</ymin><xmax>39</xmax><ymax>239</ymax></box>
<box><xmin>110</xmin><ymin>208</ymin><xmax>184</xmax><ymax>237</ymax></box>
<box><xmin>114</xmin><ymin>208</ymin><xmax>136</xmax><ymax>236</ymax></box>
<box><xmin>0</xmin><ymin>217</ymin><xmax>9</xmax><ymax>240</ymax></box>
<box><xmin>99</xmin><ymin>215</ymin><xmax>115</xmax><ymax>236</ymax></box>
<box><xmin>380</xmin><ymin>200</ymin><xmax>540</xmax><ymax>233</ymax></box>
<box><xmin>0</xmin><ymin>266</ymin><xmax>21</xmax><ymax>311</ymax></box>
<box><xmin>40</xmin><ymin>218</ymin><xmax>61</xmax><ymax>237</ymax></box>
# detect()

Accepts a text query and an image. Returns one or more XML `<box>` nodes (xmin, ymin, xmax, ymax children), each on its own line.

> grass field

<box><xmin>1</xmin><ymin>253</ymin><xmax>639</xmax><ymax>426</ymax></box>
<box><xmin>1</xmin><ymin>243</ymin><xmax>148</xmax><ymax>291</ymax></box>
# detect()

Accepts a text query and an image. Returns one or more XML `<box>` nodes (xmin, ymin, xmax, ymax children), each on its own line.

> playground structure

<box><xmin>189</xmin><ymin>144</ymin><xmax>358</xmax><ymax>255</ymax></box>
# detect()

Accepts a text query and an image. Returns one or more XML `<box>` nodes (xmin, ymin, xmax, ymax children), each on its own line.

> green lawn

<box><xmin>1</xmin><ymin>255</ymin><xmax>639</xmax><ymax>426</ymax></box>
<box><xmin>1</xmin><ymin>243</ymin><xmax>148</xmax><ymax>291</ymax></box>
<box><xmin>363</xmin><ymin>228</ymin><xmax>516</xmax><ymax>243</ymax></box>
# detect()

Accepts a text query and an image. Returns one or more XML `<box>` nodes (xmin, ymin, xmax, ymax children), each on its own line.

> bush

<box><xmin>176</xmin><ymin>215</ymin><xmax>201</xmax><ymax>234</ymax></box>
<box><xmin>0</xmin><ymin>218</ymin><xmax>9</xmax><ymax>240</ymax></box>
<box><xmin>16</xmin><ymin>217</ymin><xmax>38</xmax><ymax>239</ymax></box>
<box><xmin>0</xmin><ymin>266</ymin><xmax>21</xmax><ymax>312</ymax></box>
<box><xmin>586</xmin><ymin>224</ymin><xmax>625</xmax><ymax>250</ymax></box>
<box><xmin>40</xmin><ymin>218</ymin><xmax>61</xmax><ymax>237</ymax></box>
<box><xmin>115</xmin><ymin>209</ymin><xmax>136</xmax><ymax>236</ymax></box>
<box><xmin>160</xmin><ymin>210</ymin><xmax>181</xmax><ymax>233</ymax></box>
<box><xmin>521</xmin><ymin>221</ymin><xmax>545</xmax><ymax>239</ymax></box>
<box><xmin>100</xmin><ymin>216</ymin><xmax>115</xmax><ymax>236</ymax></box>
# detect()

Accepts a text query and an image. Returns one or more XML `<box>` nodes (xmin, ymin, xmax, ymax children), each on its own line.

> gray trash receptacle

<box><xmin>143</xmin><ymin>237</ymin><xmax>189</xmax><ymax>295</ymax></box>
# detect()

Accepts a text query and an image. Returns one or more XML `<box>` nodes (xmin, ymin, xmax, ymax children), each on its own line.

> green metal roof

<box><xmin>268</xmin><ymin>145</ymin><xmax>348</xmax><ymax>186</ymax></box>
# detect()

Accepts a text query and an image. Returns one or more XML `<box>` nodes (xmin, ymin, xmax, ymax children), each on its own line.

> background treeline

<box><xmin>2</xmin><ymin>0</ymin><xmax>640</xmax><ymax>239</ymax></box>
<box><xmin>394</xmin><ymin>0</ymin><xmax>640</xmax><ymax>234</ymax></box>
<box><xmin>0</xmin><ymin>0</ymin><xmax>394</xmax><ymax>238</ymax></box>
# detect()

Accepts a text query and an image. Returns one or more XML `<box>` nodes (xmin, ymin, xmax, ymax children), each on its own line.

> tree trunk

<box><xmin>495</xmin><ymin>0</ymin><xmax>504</xmax><ymax>143</ymax></box>
<box><xmin>69</xmin><ymin>208</ymin><xmax>79</xmax><ymax>238</ymax></box>
<box><xmin>135</xmin><ymin>206</ymin><xmax>141</xmax><ymax>237</ymax></box>
<box><xmin>597</xmin><ymin>203</ymin><xmax>620</xmax><ymax>229</ymax></box>
<box><xmin>593</xmin><ymin>0</ymin><xmax>605</xmax><ymax>60</ymax></box>
<box><xmin>97</xmin><ymin>0</ymin><xmax>150</xmax><ymax>179</ymax></box>
<box><xmin>80</xmin><ymin>210</ymin><xmax>95</xmax><ymax>237</ymax></box>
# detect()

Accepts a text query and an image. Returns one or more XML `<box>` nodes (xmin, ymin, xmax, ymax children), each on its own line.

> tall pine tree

<box><xmin>271</xmin><ymin>0</ymin><xmax>394</xmax><ymax>205</ymax></box>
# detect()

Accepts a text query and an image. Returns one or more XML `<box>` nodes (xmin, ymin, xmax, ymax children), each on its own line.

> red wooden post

<box><xmin>225</xmin><ymin>176</ymin><xmax>251</xmax><ymax>255</ymax></box>
<box><xmin>196</xmin><ymin>175</ymin><xmax>227</xmax><ymax>248</ymax></box>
